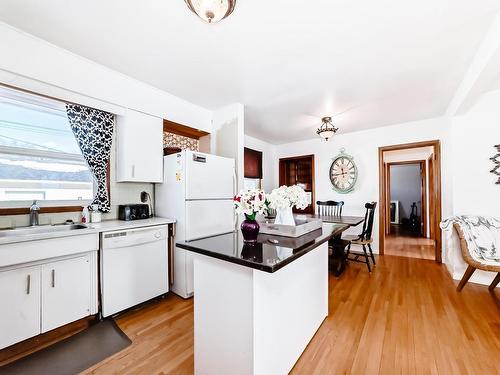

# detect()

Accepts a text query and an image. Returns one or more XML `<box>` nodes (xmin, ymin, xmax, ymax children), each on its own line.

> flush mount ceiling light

<box><xmin>316</xmin><ymin>117</ymin><xmax>339</xmax><ymax>141</ymax></box>
<box><xmin>185</xmin><ymin>0</ymin><xmax>236</xmax><ymax>23</ymax></box>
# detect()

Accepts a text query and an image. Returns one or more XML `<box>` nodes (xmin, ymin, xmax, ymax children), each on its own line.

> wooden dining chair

<box><xmin>317</xmin><ymin>200</ymin><xmax>344</xmax><ymax>216</ymax></box>
<box><xmin>343</xmin><ymin>202</ymin><xmax>377</xmax><ymax>272</ymax></box>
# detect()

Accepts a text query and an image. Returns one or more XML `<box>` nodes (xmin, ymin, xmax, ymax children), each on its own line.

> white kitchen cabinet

<box><xmin>41</xmin><ymin>255</ymin><xmax>92</xmax><ymax>333</ymax></box>
<box><xmin>0</xmin><ymin>266</ymin><xmax>41</xmax><ymax>349</ymax></box>
<box><xmin>116</xmin><ymin>109</ymin><xmax>164</xmax><ymax>182</ymax></box>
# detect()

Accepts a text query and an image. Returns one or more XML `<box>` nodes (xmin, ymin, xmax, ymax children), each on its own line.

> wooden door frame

<box><xmin>279</xmin><ymin>154</ymin><xmax>315</xmax><ymax>214</ymax></box>
<box><xmin>428</xmin><ymin>154</ymin><xmax>436</xmax><ymax>242</ymax></box>
<box><xmin>386</xmin><ymin>160</ymin><xmax>427</xmax><ymax>237</ymax></box>
<box><xmin>378</xmin><ymin>140</ymin><xmax>442</xmax><ymax>262</ymax></box>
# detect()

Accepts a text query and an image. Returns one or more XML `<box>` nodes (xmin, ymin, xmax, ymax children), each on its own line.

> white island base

<box><xmin>193</xmin><ymin>242</ymin><xmax>329</xmax><ymax>375</ymax></box>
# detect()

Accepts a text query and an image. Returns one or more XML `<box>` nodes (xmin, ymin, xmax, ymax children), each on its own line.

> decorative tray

<box><xmin>258</xmin><ymin>216</ymin><xmax>323</xmax><ymax>238</ymax></box>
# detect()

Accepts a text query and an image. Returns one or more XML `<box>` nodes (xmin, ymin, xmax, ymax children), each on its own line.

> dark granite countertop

<box><xmin>177</xmin><ymin>223</ymin><xmax>349</xmax><ymax>273</ymax></box>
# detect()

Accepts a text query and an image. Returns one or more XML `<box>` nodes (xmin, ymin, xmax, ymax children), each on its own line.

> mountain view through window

<box><xmin>0</xmin><ymin>86</ymin><xmax>94</xmax><ymax>203</ymax></box>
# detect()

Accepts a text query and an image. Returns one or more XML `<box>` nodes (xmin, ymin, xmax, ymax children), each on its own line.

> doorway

<box><xmin>379</xmin><ymin>141</ymin><xmax>442</xmax><ymax>262</ymax></box>
<box><xmin>279</xmin><ymin>155</ymin><xmax>315</xmax><ymax>214</ymax></box>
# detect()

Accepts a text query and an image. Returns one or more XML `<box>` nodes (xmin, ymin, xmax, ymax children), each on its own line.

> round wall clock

<box><xmin>329</xmin><ymin>148</ymin><xmax>358</xmax><ymax>194</ymax></box>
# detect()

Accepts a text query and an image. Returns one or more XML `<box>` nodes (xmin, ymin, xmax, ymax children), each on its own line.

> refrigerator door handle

<box><xmin>232</xmin><ymin>168</ymin><xmax>238</xmax><ymax>230</ymax></box>
<box><xmin>232</xmin><ymin>168</ymin><xmax>237</xmax><ymax>196</ymax></box>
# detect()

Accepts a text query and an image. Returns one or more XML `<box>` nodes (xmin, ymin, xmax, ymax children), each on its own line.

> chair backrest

<box><xmin>360</xmin><ymin>202</ymin><xmax>377</xmax><ymax>241</ymax></box>
<box><xmin>316</xmin><ymin>200</ymin><xmax>344</xmax><ymax>216</ymax></box>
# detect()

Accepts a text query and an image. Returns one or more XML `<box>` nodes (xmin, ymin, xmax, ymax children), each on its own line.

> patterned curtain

<box><xmin>66</xmin><ymin>104</ymin><xmax>114</xmax><ymax>212</ymax></box>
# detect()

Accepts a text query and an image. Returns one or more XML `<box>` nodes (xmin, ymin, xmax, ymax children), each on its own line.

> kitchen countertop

<box><xmin>0</xmin><ymin>217</ymin><xmax>176</xmax><ymax>245</ymax></box>
<box><xmin>177</xmin><ymin>222</ymin><xmax>349</xmax><ymax>273</ymax></box>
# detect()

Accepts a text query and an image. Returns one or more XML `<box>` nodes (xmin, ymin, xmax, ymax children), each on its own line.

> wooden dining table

<box><xmin>308</xmin><ymin>215</ymin><xmax>365</xmax><ymax>228</ymax></box>
<box><xmin>306</xmin><ymin>214</ymin><xmax>365</xmax><ymax>276</ymax></box>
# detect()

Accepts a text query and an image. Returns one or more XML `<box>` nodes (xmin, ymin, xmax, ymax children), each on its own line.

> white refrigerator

<box><xmin>155</xmin><ymin>150</ymin><xmax>236</xmax><ymax>298</ymax></box>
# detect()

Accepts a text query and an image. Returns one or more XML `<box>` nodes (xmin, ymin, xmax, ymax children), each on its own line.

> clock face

<box><xmin>330</xmin><ymin>155</ymin><xmax>358</xmax><ymax>193</ymax></box>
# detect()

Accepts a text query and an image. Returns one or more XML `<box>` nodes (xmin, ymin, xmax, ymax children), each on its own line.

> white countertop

<box><xmin>0</xmin><ymin>217</ymin><xmax>176</xmax><ymax>245</ymax></box>
<box><xmin>88</xmin><ymin>217</ymin><xmax>176</xmax><ymax>232</ymax></box>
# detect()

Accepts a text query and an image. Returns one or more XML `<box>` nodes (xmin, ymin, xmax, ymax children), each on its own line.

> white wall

<box><xmin>451</xmin><ymin>90</ymin><xmax>500</xmax><ymax>216</ymax></box>
<box><xmin>212</xmin><ymin>104</ymin><xmax>245</xmax><ymax>192</ymax></box>
<box><xmin>390</xmin><ymin>164</ymin><xmax>421</xmax><ymax>222</ymax></box>
<box><xmin>273</xmin><ymin>116</ymin><xmax>453</xmax><ymax>253</ymax></box>
<box><xmin>244</xmin><ymin>135</ymin><xmax>278</xmax><ymax>193</ymax></box>
<box><xmin>445</xmin><ymin>89</ymin><xmax>500</xmax><ymax>286</ymax></box>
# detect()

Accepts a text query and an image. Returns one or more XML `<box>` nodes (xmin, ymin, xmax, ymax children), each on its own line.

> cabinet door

<box><xmin>0</xmin><ymin>266</ymin><xmax>41</xmax><ymax>349</ymax></box>
<box><xmin>116</xmin><ymin>109</ymin><xmax>163</xmax><ymax>182</ymax></box>
<box><xmin>41</xmin><ymin>256</ymin><xmax>91</xmax><ymax>333</ymax></box>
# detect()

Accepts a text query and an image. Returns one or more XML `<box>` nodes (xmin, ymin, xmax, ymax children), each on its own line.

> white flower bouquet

<box><xmin>267</xmin><ymin>185</ymin><xmax>309</xmax><ymax>226</ymax></box>
<box><xmin>234</xmin><ymin>189</ymin><xmax>267</xmax><ymax>221</ymax></box>
<box><xmin>267</xmin><ymin>185</ymin><xmax>309</xmax><ymax>210</ymax></box>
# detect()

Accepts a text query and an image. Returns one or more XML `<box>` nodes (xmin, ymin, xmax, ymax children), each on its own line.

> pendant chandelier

<box><xmin>185</xmin><ymin>0</ymin><xmax>236</xmax><ymax>23</ymax></box>
<box><xmin>316</xmin><ymin>117</ymin><xmax>339</xmax><ymax>141</ymax></box>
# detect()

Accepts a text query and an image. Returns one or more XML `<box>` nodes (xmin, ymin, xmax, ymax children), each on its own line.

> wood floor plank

<box><xmin>79</xmin><ymin>255</ymin><xmax>500</xmax><ymax>375</ymax></box>
<box><xmin>385</xmin><ymin>234</ymin><xmax>435</xmax><ymax>260</ymax></box>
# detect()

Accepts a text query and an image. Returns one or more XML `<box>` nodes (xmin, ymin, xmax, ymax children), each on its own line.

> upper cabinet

<box><xmin>116</xmin><ymin>109</ymin><xmax>163</xmax><ymax>183</ymax></box>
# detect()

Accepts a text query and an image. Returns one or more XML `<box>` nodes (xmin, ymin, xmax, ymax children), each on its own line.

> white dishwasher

<box><xmin>100</xmin><ymin>225</ymin><xmax>169</xmax><ymax>317</ymax></box>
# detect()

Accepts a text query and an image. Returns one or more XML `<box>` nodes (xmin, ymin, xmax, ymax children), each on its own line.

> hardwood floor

<box><xmin>385</xmin><ymin>234</ymin><xmax>435</xmax><ymax>260</ymax></box>
<box><xmin>81</xmin><ymin>256</ymin><xmax>500</xmax><ymax>375</ymax></box>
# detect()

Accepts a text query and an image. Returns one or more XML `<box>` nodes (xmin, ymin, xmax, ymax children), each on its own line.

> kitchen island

<box><xmin>177</xmin><ymin>222</ymin><xmax>349</xmax><ymax>375</ymax></box>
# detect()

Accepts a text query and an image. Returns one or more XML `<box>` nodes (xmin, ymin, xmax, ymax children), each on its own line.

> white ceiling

<box><xmin>1</xmin><ymin>0</ymin><xmax>500</xmax><ymax>144</ymax></box>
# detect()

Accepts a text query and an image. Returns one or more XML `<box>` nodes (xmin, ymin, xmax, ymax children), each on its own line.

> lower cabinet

<box><xmin>41</xmin><ymin>256</ymin><xmax>92</xmax><ymax>333</ymax></box>
<box><xmin>0</xmin><ymin>252</ymin><xmax>97</xmax><ymax>350</ymax></box>
<box><xmin>0</xmin><ymin>265</ymin><xmax>41</xmax><ymax>349</ymax></box>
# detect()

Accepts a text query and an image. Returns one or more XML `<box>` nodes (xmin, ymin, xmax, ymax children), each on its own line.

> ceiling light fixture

<box><xmin>185</xmin><ymin>0</ymin><xmax>236</xmax><ymax>23</ymax></box>
<box><xmin>316</xmin><ymin>116</ymin><xmax>339</xmax><ymax>141</ymax></box>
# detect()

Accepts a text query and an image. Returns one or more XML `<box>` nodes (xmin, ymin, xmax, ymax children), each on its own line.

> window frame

<box><xmin>0</xmin><ymin>85</ymin><xmax>112</xmax><ymax>213</ymax></box>
<box><xmin>0</xmin><ymin>143</ymin><xmax>97</xmax><ymax>209</ymax></box>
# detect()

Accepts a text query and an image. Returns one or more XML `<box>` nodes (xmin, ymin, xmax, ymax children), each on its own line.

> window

<box><xmin>244</xmin><ymin>147</ymin><xmax>263</xmax><ymax>190</ymax></box>
<box><xmin>0</xmin><ymin>86</ymin><xmax>94</xmax><ymax>206</ymax></box>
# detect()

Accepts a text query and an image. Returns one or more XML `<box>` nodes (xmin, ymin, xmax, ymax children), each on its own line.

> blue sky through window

<box><xmin>0</xmin><ymin>99</ymin><xmax>81</xmax><ymax>154</ymax></box>
<box><xmin>0</xmin><ymin>87</ymin><xmax>94</xmax><ymax>202</ymax></box>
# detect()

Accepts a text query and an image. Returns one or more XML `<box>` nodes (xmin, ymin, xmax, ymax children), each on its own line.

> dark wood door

<box><xmin>279</xmin><ymin>155</ymin><xmax>315</xmax><ymax>214</ymax></box>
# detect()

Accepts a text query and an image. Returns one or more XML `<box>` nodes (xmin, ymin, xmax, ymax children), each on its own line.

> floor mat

<box><xmin>0</xmin><ymin>319</ymin><xmax>131</xmax><ymax>375</ymax></box>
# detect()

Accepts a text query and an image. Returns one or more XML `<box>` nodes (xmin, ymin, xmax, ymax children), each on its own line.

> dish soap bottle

<box><xmin>81</xmin><ymin>206</ymin><xmax>90</xmax><ymax>224</ymax></box>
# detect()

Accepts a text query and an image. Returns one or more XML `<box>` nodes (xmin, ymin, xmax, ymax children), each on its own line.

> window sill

<box><xmin>0</xmin><ymin>201</ymin><xmax>91</xmax><ymax>216</ymax></box>
<box><xmin>0</xmin><ymin>206</ymin><xmax>85</xmax><ymax>216</ymax></box>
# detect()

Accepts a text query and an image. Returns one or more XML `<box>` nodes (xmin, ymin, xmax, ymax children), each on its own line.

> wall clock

<box><xmin>329</xmin><ymin>148</ymin><xmax>358</xmax><ymax>194</ymax></box>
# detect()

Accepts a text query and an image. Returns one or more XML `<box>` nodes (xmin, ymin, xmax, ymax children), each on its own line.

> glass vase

<box><xmin>241</xmin><ymin>214</ymin><xmax>260</xmax><ymax>244</ymax></box>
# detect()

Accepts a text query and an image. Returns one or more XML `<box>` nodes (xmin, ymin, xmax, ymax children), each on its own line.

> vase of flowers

<box><xmin>234</xmin><ymin>189</ymin><xmax>267</xmax><ymax>244</ymax></box>
<box><xmin>267</xmin><ymin>185</ymin><xmax>309</xmax><ymax>226</ymax></box>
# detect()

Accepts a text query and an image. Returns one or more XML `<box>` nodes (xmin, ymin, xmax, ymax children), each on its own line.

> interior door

<box><xmin>279</xmin><ymin>155</ymin><xmax>315</xmax><ymax>214</ymax></box>
<box><xmin>41</xmin><ymin>256</ymin><xmax>91</xmax><ymax>332</ymax></box>
<box><xmin>0</xmin><ymin>266</ymin><xmax>41</xmax><ymax>349</ymax></box>
<box><xmin>186</xmin><ymin>151</ymin><xmax>235</xmax><ymax>200</ymax></box>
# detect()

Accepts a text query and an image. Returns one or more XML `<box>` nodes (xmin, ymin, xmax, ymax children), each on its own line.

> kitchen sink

<box><xmin>0</xmin><ymin>224</ymin><xmax>89</xmax><ymax>237</ymax></box>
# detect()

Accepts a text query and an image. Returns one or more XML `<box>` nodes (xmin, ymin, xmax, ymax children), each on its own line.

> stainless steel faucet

<box><xmin>29</xmin><ymin>200</ymin><xmax>40</xmax><ymax>226</ymax></box>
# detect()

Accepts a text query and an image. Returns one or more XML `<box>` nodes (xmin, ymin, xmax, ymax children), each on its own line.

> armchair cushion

<box><xmin>441</xmin><ymin>216</ymin><xmax>500</xmax><ymax>268</ymax></box>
